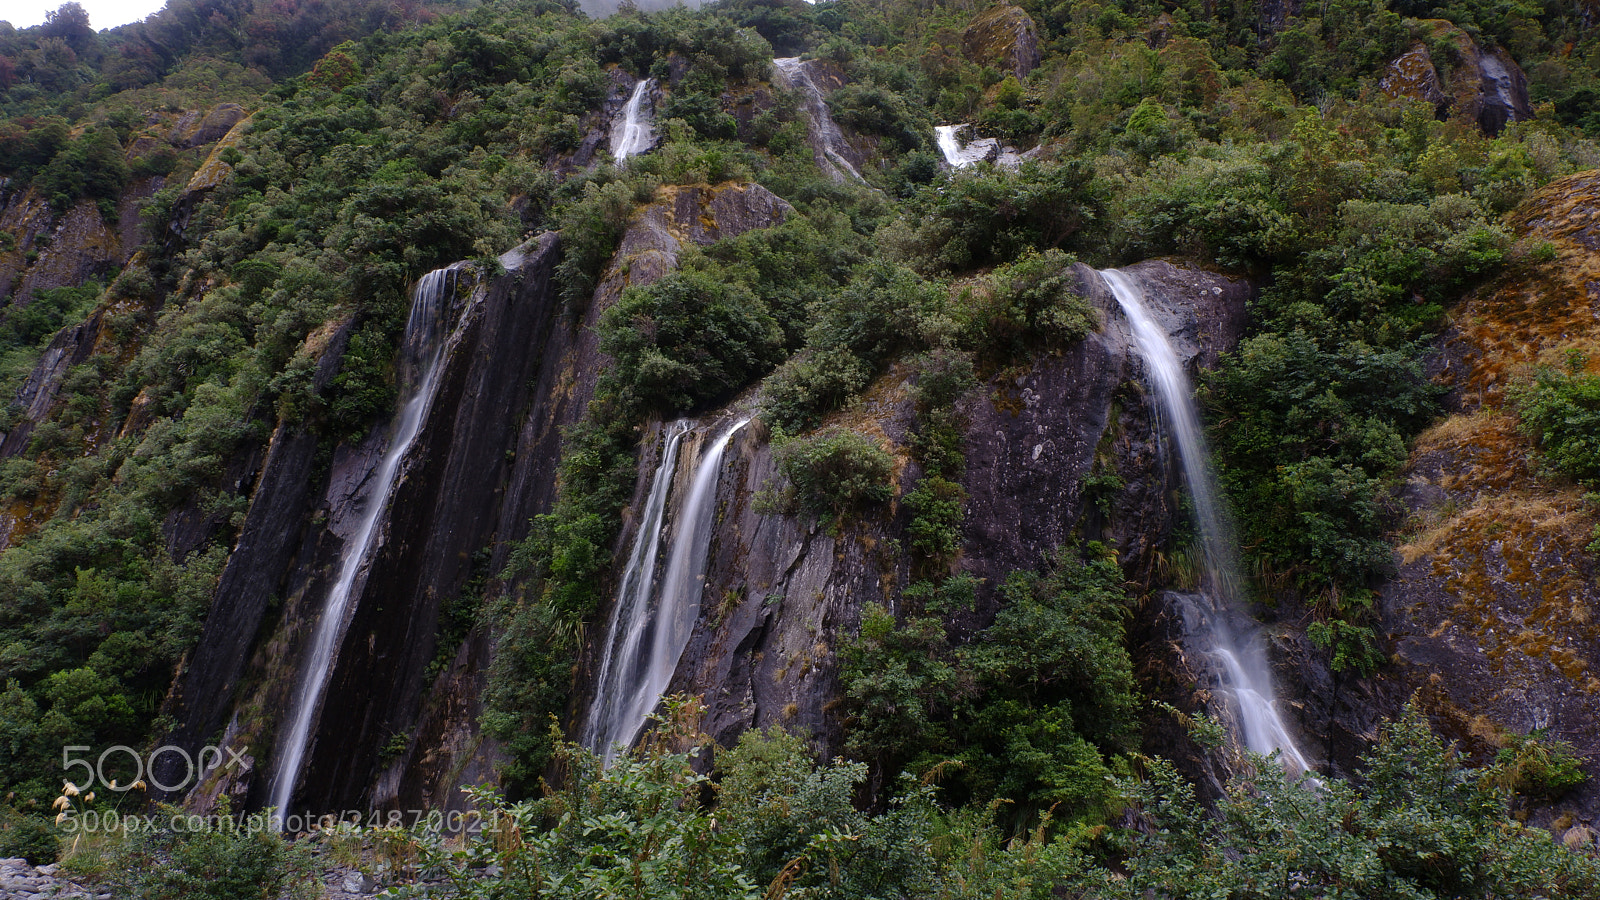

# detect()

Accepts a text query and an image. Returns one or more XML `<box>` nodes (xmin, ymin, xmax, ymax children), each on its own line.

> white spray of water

<box><xmin>611</xmin><ymin>78</ymin><xmax>655</xmax><ymax>162</ymax></box>
<box><xmin>934</xmin><ymin>124</ymin><xmax>1026</xmax><ymax>170</ymax></box>
<box><xmin>773</xmin><ymin>57</ymin><xmax>864</xmax><ymax>184</ymax></box>
<box><xmin>1101</xmin><ymin>268</ymin><xmax>1314</xmax><ymax>778</ymax></box>
<box><xmin>586</xmin><ymin>416</ymin><xmax>751</xmax><ymax>765</ymax></box>
<box><xmin>583</xmin><ymin>420</ymin><xmax>692</xmax><ymax>760</ymax></box>
<box><xmin>269</xmin><ymin>266</ymin><xmax>464</xmax><ymax>827</ymax></box>
<box><xmin>934</xmin><ymin>124</ymin><xmax>988</xmax><ymax>168</ymax></box>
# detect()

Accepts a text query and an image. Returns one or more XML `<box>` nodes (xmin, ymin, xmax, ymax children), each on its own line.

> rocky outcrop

<box><xmin>1379</xmin><ymin>43</ymin><xmax>1451</xmax><ymax>115</ymax></box>
<box><xmin>156</xmin><ymin>180</ymin><xmax>799</xmax><ymax>817</ymax></box>
<box><xmin>0</xmin><ymin>858</ymin><xmax>108</xmax><ymax>900</ymax></box>
<box><xmin>651</xmin><ymin>261</ymin><xmax>1251</xmax><ymax>758</ymax></box>
<box><xmin>962</xmin><ymin>5</ymin><xmax>1043</xmax><ymax>79</ymax></box>
<box><xmin>167</xmin><ymin>103</ymin><xmax>249</xmax><ymax>149</ymax></box>
<box><xmin>0</xmin><ymin>180</ymin><xmax>162</xmax><ymax>310</ymax></box>
<box><xmin>1379</xmin><ymin>24</ymin><xmax>1533</xmax><ymax>135</ymax></box>
<box><xmin>1</xmin><ymin>101</ymin><xmax>245</xmax><ymax>311</ymax></box>
<box><xmin>1306</xmin><ymin>171</ymin><xmax>1600</xmax><ymax>834</ymax></box>
<box><xmin>169</xmin><ymin>116</ymin><xmax>253</xmax><ymax>239</ymax></box>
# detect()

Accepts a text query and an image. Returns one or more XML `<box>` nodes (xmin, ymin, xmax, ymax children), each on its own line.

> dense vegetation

<box><xmin>372</xmin><ymin>704</ymin><xmax>1600</xmax><ymax>899</ymax></box>
<box><xmin>1</xmin><ymin>0</ymin><xmax>1599</xmax><ymax>891</ymax></box>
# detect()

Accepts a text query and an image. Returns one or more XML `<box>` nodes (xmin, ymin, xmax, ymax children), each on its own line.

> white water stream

<box><xmin>773</xmin><ymin>57</ymin><xmax>863</xmax><ymax>184</ymax></box>
<box><xmin>610</xmin><ymin>77</ymin><xmax>655</xmax><ymax>162</ymax></box>
<box><xmin>1101</xmin><ymin>269</ymin><xmax>1314</xmax><ymax>777</ymax></box>
<box><xmin>583</xmin><ymin>420</ymin><xmax>692</xmax><ymax>761</ymax></box>
<box><xmin>934</xmin><ymin>123</ymin><xmax>1026</xmax><ymax>170</ymax></box>
<box><xmin>269</xmin><ymin>266</ymin><xmax>464</xmax><ymax>826</ymax></box>
<box><xmin>934</xmin><ymin>124</ymin><xmax>990</xmax><ymax>168</ymax></box>
<box><xmin>585</xmin><ymin>416</ymin><xmax>751</xmax><ymax>765</ymax></box>
<box><xmin>1477</xmin><ymin>53</ymin><xmax>1519</xmax><ymax>135</ymax></box>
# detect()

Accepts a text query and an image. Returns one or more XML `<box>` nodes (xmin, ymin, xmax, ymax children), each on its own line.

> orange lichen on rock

<box><xmin>1385</xmin><ymin>171</ymin><xmax>1600</xmax><ymax>803</ymax></box>
<box><xmin>1380</xmin><ymin>43</ymin><xmax>1448</xmax><ymax>109</ymax></box>
<box><xmin>184</xmin><ymin>116</ymin><xmax>253</xmax><ymax>194</ymax></box>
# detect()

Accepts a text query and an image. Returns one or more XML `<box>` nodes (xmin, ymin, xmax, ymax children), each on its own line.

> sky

<box><xmin>3</xmin><ymin>0</ymin><xmax>168</xmax><ymax>30</ymax></box>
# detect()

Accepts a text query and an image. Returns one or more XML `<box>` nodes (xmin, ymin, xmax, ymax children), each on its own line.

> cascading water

<box><xmin>269</xmin><ymin>266</ymin><xmax>464</xmax><ymax>826</ymax></box>
<box><xmin>934</xmin><ymin>124</ymin><xmax>994</xmax><ymax>169</ymax></box>
<box><xmin>773</xmin><ymin>57</ymin><xmax>864</xmax><ymax>184</ymax></box>
<box><xmin>585</xmin><ymin>416</ymin><xmax>751</xmax><ymax>765</ymax></box>
<box><xmin>1100</xmin><ymin>268</ymin><xmax>1314</xmax><ymax>777</ymax></box>
<box><xmin>1477</xmin><ymin>53</ymin><xmax>1518</xmax><ymax>135</ymax></box>
<box><xmin>610</xmin><ymin>78</ymin><xmax>655</xmax><ymax>163</ymax></box>
<box><xmin>583</xmin><ymin>420</ymin><xmax>692</xmax><ymax>761</ymax></box>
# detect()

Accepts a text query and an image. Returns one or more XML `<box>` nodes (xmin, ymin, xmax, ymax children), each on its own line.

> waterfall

<box><xmin>1100</xmin><ymin>269</ymin><xmax>1314</xmax><ymax>777</ymax></box>
<box><xmin>934</xmin><ymin>123</ymin><xmax>1026</xmax><ymax>170</ymax></box>
<box><xmin>773</xmin><ymin>57</ymin><xmax>864</xmax><ymax>184</ymax></box>
<box><xmin>935</xmin><ymin>124</ymin><xmax>991</xmax><ymax>169</ymax></box>
<box><xmin>1477</xmin><ymin>53</ymin><xmax>1518</xmax><ymax>135</ymax></box>
<box><xmin>585</xmin><ymin>416</ymin><xmax>751</xmax><ymax>765</ymax></box>
<box><xmin>610</xmin><ymin>78</ymin><xmax>655</xmax><ymax>163</ymax></box>
<box><xmin>269</xmin><ymin>266</ymin><xmax>464</xmax><ymax>827</ymax></box>
<box><xmin>583</xmin><ymin>420</ymin><xmax>692</xmax><ymax>760</ymax></box>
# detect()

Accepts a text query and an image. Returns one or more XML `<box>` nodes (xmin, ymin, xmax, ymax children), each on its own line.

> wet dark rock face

<box><xmin>300</xmin><ymin>234</ymin><xmax>567</xmax><ymax>813</ymax></box>
<box><xmin>1379</xmin><ymin>23</ymin><xmax>1534</xmax><ymax>135</ymax></box>
<box><xmin>659</xmin><ymin>261</ymin><xmax>1253</xmax><ymax>760</ymax></box>
<box><xmin>152</xmin><ymin>182</ymin><xmax>799</xmax><ymax>815</ymax></box>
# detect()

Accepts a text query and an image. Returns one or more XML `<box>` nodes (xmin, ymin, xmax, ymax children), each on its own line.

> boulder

<box><xmin>962</xmin><ymin>5</ymin><xmax>1042</xmax><ymax>79</ymax></box>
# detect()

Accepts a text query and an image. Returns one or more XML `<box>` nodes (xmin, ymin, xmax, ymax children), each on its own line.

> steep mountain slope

<box><xmin>1</xmin><ymin>0</ymin><xmax>1600</xmax><ymax>889</ymax></box>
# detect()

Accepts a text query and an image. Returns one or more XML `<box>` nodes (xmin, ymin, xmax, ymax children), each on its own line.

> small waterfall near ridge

<box><xmin>934</xmin><ymin>124</ymin><xmax>990</xmax><ymax>169</ymax></box>
<box><xmin>1477</xmin><ymin>54</ymin><xmax>1519</xmax><ymax>135</ymax></box>
<box><xmin>610</xmin><ymin>78</ymin><xmax>655</xmax><ymax>162</ymax></box>
<box><xmin>934</xmin><ymin>124</ymin><xmax>1027</xmax><ymax>170</ymax></box>
<box><xmin>269</xmin><ymin>266</ymin><xmax>466</xmax><ymax>826</ymax></box>
<box><xmin>773</xmin><ymin>57</ymin><xmax>864</xmax><ymax>184</ymax></box>
<box><xmin>1100</xmin><ymin>269</ymin><xmax>1314</xmax><ymax>777</ymax></box>
<box><xmin>585</xmin><ymin>416</ymin><xmax>751</xmax><ymax>765</ymax></box>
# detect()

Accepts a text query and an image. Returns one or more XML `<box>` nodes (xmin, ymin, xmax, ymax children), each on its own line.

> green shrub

<box><xmin>324</xmin><ymin>319</ymin><xmax>398</xmax><ymax>439</ymax></box>
<box><xmin>886</xmin><ymin>160</ymin><xmax>1104</xmax><ymax>274</ymax></box>
<box><xmin>599</xmin><ymin>269</ymin><xmax>784</xmax><ymax>415</ymax></box>
<box><xmin>1107</xmin><ymin>705</ymin><xmax>1600</xmax><ymax>899</ymax></box>
<box><xmin>843</xmin><ymin>549</ymin><xmax>1135</xmax><ymax>822</ymax></box>
<box><xmin>0</xmin><ymin>816</ymin><xmax>60</xmax><ymax>865</ymax></box>
<box><xmin>773</xmin><ymin>427</ymin><xmax>894</xmax><ymax>517</ymax></box>
<box><xmin>1206</xmin><ymin>317</ymin><xmax>1441</xmax><ymax>596</ymax></box>
<box><xmin>382</xmin><ymin>716</ymin><xmax>1083</xmax><ymax>900</ymax></box>
<box><xmin>905</xmin><ymin>474</ymin><xmax>963</xmax><ymax>560</ymax></box>
<box><xmin>107</xmin><ymin>810</ymin><xmax>316</xmax><ymax>900</ymax></box>
<box><xmin>1493</xmin><ymin>731</ymin><xmax>1588</xmax><ymax>800</ymax></box>
<box><xmin>968</xmin><ymin>249</ymin><xmax>1096</xmax><ymax>359</ymax></box>
<box><xmin>663</xmin><ymin>89</ymin><xmax>739</xmax><ymax>140</ymax></box>
<box><xmin>553</xmin><ymin>175</ymin><xmax>643</xmax><ymax>312</ymax></box>
<box><xmin>759</xmin><ymin>347</ymin><xmax>871</xmax><ymax>434</ymax></box>
<box><xmin>1510</xmin><ymin>357</ymin><xmax>1600</xmax><ymax>489</ymax></box>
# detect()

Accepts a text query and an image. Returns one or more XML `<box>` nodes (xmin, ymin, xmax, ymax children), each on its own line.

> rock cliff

<box><xmin>153</xmin><ymin>180</ymin><xmax>799</xmax><ymax>815</ymax></box>
<box><xmin>1353</xmin><ymin>171</ymin><xmax>1600</xmax><ymax>835</ymax></box>
<box><xmin>617</xmin><ymin>262</ymin><xmax>1253</xmax><ymax>760</ymax></box>
<box><xmin>1379</xmin><ymin>22</ymin><xmax>1534</xmax><ymax>135</ymax></box>
<box><xmin>961</xmin><ymin>5</ymin><xmax>1043</xmax><ymax>79</ymax></box>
